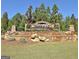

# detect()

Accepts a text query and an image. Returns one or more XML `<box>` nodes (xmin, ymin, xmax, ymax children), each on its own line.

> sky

<box><xmin>1</xmin><ymin>0</ymin><xmax>78</xmax><ymax>19</ymax></box>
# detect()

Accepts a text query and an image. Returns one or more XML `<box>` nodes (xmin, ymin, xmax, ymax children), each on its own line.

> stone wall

<box><xmin>4</xmin><ymin>31</ymin><xmax>77</xmax><ymax>42</ymax></box>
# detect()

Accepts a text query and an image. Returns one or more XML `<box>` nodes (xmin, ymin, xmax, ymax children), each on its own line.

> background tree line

<box><xmin>1</xmin><ymin>4</ymin><xmax>78</xmax><ymax>33</ymax></box>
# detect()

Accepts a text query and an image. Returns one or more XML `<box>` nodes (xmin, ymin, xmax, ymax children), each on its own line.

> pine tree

<box><xmin>1</xmin><ymin>12</ymin><xmax>9</xmax><ymax>32</ymax></box>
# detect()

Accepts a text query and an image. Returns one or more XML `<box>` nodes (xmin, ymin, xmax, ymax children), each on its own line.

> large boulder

<box><xmin>39</xmin><ymin>36</ymin><xmax>46</xmax><ymax>42</ymax></box>
<box><xmin>7</xmin><ymin>36</ymin><xmax>15</xmax><ymax>41</ymax></box>
<box><xmin>1</xmin><ymin>35</ymin><xmax>5</xmax><ymax>40</ymax></box>
<box><xmin>73</xmin><ymin>34</ymin><xmax>77</xmax><ymax>42</ymax></box>
<box><xmin>31</xmin><ymin>34</ymin><xmax>38</xmax><ymax>39</ymax></box>
<box><xmin>31</xmin><ymin>34</ymin><xmax>49</xmax><ymax>42</ymax></box>
<box><xmin>45</xmin><ymin>39</ymin><xmax>49</xmax><ymax>42</ymax></box>
<box><xmin>31</xmin><ymin>38</ymin><xmax>39</xmax><ymax>42</ymax></box>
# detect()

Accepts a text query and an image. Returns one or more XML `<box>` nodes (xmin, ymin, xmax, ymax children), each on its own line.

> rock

<box><xmin>31</xmin><ymin>34</ymin><xmax>38</xmax><ymax>39</ymax></box>
<box><xmin>52</xmin><ymin>37</ymin><xmax>54</xmax><ymax>41</ymax></box>
<box><xmin>38</xmin><ymin>36</ymin><xmax>41</xmax><ymax>40</ymax></box>
<box><xmin>1</xmin><ymin>35</ymin><xmax>5</xmax><ymax>40</ymax></box>
<box><xmin>39</xmin><ymin>37</ymin><xmax>46</xmax><ymax>42</ymax></box>
<box><xmin>73</xmin><ymin>34</ymin><xmax>77</xmax><ymax>41</ymax></box>
<box><xmin>4</xmin><ymin>33</ymin><xmax>8</xmax><ymax>40</ymax></box>
<box><xmin>45</xmin><ymin>39</ymin><xmax>49</xmax><ymax>42</ymax></box>
<box><xmin>31</xmin><ymin>38</ymin><xmax>39</xmax><ymax>42</ymax></box>
<box><xmin>7</xmin><ymin>36</ymin><xmax>15</xmax><ymax>41</ymax></box>
<box><xmin>41</xmin><ymin>37</ymin><xmax>46</xmax><ymax>40</ymax></box>
<box><xmin>31</xmin><ymin>34</ymin><xmax>50</xmax><ymax>42</ymax></box>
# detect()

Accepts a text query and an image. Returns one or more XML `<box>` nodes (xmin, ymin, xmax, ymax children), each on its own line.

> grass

<box><xmin>1</xmin><ymin>41</ymin><xmax>78</xmax><ymax>59</ymax></box>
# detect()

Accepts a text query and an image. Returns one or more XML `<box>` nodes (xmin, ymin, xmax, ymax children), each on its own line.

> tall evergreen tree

<box><xmin>1</xmin><ymin>4</ymin><xmax>78</xmax><ymax>32</ymax></box>
<box><xmin>7</xmin><ymin>20</ymin><xmax>13</xmax><ymax>30</ymax></box>
<box><xmin>65</xmin><ymin>16</ymin><xmax>71</xmax><ymax>30</ymax></box>
<box><xmin>40</xmin><ymin>3</ymin><xmax>45</xmax><ymax>11</ymax></box>
<box><xmin>1</xmin><ymin>12</ymin><xmax>9</xmax><ymax>32</ymax></box>
<box><xmin>33</xmin><ymin>3</ymin><xmax>49</xmax><ymax>22</ymax></box>
<box><xmin>12</xmin><ymin>13</ymin><xmax>22</xmax><ymax>25</ymax></box>
<box><xmin>27</xmin><ymin>5</ymin><xmax>33</xmax><ymax>23</ymax></box>
<box><xmin>71</xmin><ymin>14</ymin><xmax>75</xmax><ymax>25</ymax></box>
<box><xmin>46</xmin><ymin>6</ymin><xmax>51</xmax><ymax>22</ymax></box>
<box><xmin>60</xmin><ymin>20</ymin><xmax>67</xmax><ymax>31</ymax></box>
<box><xmin>12</xmin><ymin>13</ymin><xmax>26</xmax><ymax>31</ymax></box>
<box><xmin>47</xmin><ymin>6</ymin><xmax>50</xmax><ymax>14</ymax></box>
<box><xmin>51</xmin><ymin>4</ymin><xmax>59</xmax><ymax>23</ymax></box>
<box><xmin>71</xmin><ymin>14</ymin><xmax>78</xmax><ymax>32</ymax></box>
<box><xmin>52</xmin><ymin>4</ymin><xmax>59</xmax><ymax>15</ymax></box>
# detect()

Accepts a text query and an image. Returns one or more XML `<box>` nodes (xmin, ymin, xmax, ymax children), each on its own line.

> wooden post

<box><xmin>25</xmin><ymin>24</ymin><xmax>27</xmax><ymax>31</ymax></box>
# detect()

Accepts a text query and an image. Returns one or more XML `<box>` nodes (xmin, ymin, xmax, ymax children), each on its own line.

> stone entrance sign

<box><xmin>25</xmin><ymin>21</ymin><xmax>61</xmax><ymax>31</ymax></box>
<box><xmin>31</xmin><ymin>21</ymin><xmax>54</xmax><ymax>30</ymax></box>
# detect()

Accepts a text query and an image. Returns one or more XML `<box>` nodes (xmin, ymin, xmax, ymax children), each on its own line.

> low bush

<box><xmin>19</xmin><ymin>37</ymin><xmax>27</xmax><ymax>43</ymax></box>
<box><xmin>1</xmin><ymin>35</ymin><xmax>5</xmax><ymax>40</ymax></box>
<box><xmin>15</xmin><ymin>32</ymin><xmax>19</xmax><ymax>35</ymax></box>
<box><xmin>8</xmin><ymin>36</ymin><xmax>15</xmax><ymax>41</ymax></box>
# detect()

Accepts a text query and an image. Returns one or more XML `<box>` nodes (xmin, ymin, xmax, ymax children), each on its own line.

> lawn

<box><xmin>1</xmin><ymin>41</ymin><xmax>78</xmax><ymax>59</ymax></box>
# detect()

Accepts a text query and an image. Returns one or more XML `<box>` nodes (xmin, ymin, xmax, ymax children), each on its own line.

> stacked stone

<box><xmin>31</xmin><ymin>34</ymin><xmax>49</xmax><ymax>42</ymax></box>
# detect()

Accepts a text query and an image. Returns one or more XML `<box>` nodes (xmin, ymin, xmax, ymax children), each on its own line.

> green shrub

<box><xmin>19</xmin><ymin>37</ymin><xmax>27</xmax><ymax>43</ymax></box>
<box><xmin>8</xmin><ymin>36</ymin><xmax>15</xmax><ymax>41</ymax></box>
<box><xmin>15</xmin><ymin>32</ymin><xmax>19</xmax><ymax>35</ymax></box>
<box><xmin>1</xmin><ymin>35</ymin><xmax>5</xmax><ymax>40</ymax></box>
<box><xmin>27</xmin><ymin>24</ymin><xmax>31</xmax><ymax>28</ymax></box>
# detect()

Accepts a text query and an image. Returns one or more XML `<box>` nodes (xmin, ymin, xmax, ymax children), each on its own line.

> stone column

<box><xmin>69</xmin><ymin>25</ymin><xmax>74</xmax><ymax>32</ymax></box>
<box><xmin>11</xmin><ymin>25</ymin><xmax>16</xmax><ymax>33</ymax></box>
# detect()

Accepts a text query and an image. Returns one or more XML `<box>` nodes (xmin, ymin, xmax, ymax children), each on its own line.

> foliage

<box><xmin>26</xmin><ymin>24</ymin><xmax>31</xmax><ymax>28</ymax></box>
<box><xmin>25</xmin><ymin>5</ymin><xmax>33</xmax><ymax>23</ymax></box>
<box><xmin>52</xmin><ymin>4</ymin><xmax>59</xmax><ymax>15</ymax></box>
<box><xmin>19</xmin><ymin>37</ymin><xmax>27</xmax><ymax>43</ymax></box>
<box><xmin>17</xmin><ymin>22</ymin><xmax>25</xmax><ymax>31</ymax></box>
<box><xmin>12</xmin><ymin>13</ymin><xmax>26</xmax><ymax>31</ymax></box>
<box><xmin>8</xmin><ymin>36</ymin><xmax>15</xmax><ymax>41</ymax></box>
<box><xmin>33</xmin><ymin>3</ymin><xmax>50</xmax><ymax>22</ymax></box>
<box><xmin>71</xmin><ymin>14</ymin><xmax>75</xmax><ymax>25</ymax></box>
<box><xmin>1</xmin><ymin>4</ymin><xmax>78</xmax><ymax>32</ymax></box>
<box><xmin>51</xmin><ymin>4</ymin><xmax>62</xmax><ymax>24</ymax></box>
<box><xmin>7</xmin><ymin>20</ymin><xmax>13</xmax><ymax>30</ymax></box>
<box><xmin>1</xmin><ymin>35</ymin><xmax>5</xmax><ymax>40</ymax></box>
<box><xmin>71</xmin><ymin>14</ymin><xmax>78</xmax><ymax>32</ymax></box>
<box><xmin>74</xmin><ymin>19</ymin><xmax>78</xmax><ymax>32</ymax></box>
<box><xmin>64</xmin><ymin>16</ymin><xmax>71</xmax><ymax>31</ymax></box>
<box><xmin>1</xmin><ymin>12</ymin><xmax>9</xmax><ymax>32</ymax></box>
<box><xmin>60</xmin><ymin>20</ymin><xmax>67</xmax><ymax>31</ymax></box>
<box><xmin>12</xmin><ymin>13</ymin><xmax>22</xmax><ymax>25</ymax></box>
